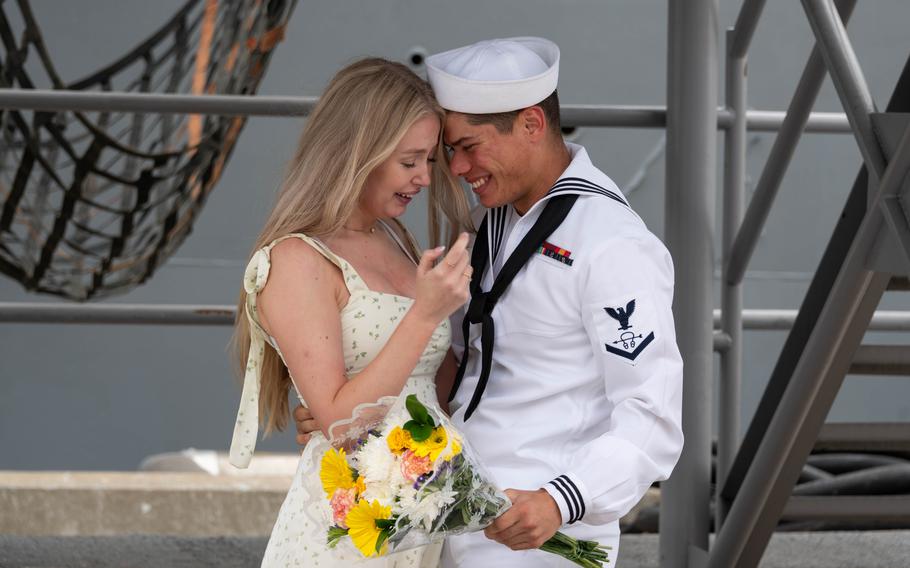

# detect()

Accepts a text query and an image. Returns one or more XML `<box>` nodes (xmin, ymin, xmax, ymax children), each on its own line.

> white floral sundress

<box><xmin>229</xmin><ymin>228</ymin><xmax>451</xmax><ymax>567</ymax></box>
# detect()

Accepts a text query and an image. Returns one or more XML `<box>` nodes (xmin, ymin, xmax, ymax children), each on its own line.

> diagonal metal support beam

<box><xmin>728</xmin><ymin>0</ymin><xmax>767</xmax><ymax>59</ymax></box>
<box><xmin>879</xmin><ymin>195</ymin><xmax>910</xmax><ymax>267</ymax></box>
<box><xmin>726</xmin><ymin>0</ymin><xmax>856</xmax><ymax>286</ymax></box>
<box><xmin>801</xmin><ymin>0</ymin><xmax>887</xmax><ymax>182</ymax></box>
<box><xmin>708</xmin><ymin>119</ymin><xmax>910</xmax><ymax>568</ymax></box>
<box><xmin>721</xmin><ymin>16</ymin><xmax>910</xmax><ymax>513</ymax></box>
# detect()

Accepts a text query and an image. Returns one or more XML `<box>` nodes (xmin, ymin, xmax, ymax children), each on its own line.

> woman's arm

<box><xmin>258</xmin><ymin>234</ymin><xmax>470</xmax><ymax>435</ymax></box>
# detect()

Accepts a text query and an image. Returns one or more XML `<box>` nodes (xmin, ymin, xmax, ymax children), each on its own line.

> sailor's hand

<box><xmin>293</xmin><ymin>404</ymin><xmax>318</xmax><ymax>446</ymax></box>
<box><xmin>484</xmin><ymin>488</ymin><xmax>562</xmax><ymax>550</ymax></box>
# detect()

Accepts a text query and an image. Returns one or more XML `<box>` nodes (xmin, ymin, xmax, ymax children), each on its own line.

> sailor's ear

<box><xmin>518</xmin><ymin>106</ymin><xmax>547</xmax><ymax>142</ymax></box>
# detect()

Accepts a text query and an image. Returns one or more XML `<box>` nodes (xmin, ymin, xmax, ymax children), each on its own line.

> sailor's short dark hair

<box><xmin>465</xmin><ymin>90</ymin><xmax>561</xmax><ymax>136</ymax></box>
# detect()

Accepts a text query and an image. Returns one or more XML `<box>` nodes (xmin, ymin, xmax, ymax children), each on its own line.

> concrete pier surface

<box><xmin>1</xmin><ymin>470</ymin><xmax>909</xmax><ymax>567</ymax></box>
<box><xmin>3</xmin><ymin>532</ymin><xmax>910</xmax><ymax>568</ymax></box>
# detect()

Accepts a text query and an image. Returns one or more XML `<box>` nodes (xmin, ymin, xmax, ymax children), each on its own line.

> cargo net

<box><xmin>0</xmin><ymin>0</ymin><xmax>297</xmax><ymax>300</ymax></box>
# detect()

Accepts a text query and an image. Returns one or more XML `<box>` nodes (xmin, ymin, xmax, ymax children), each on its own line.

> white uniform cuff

<box><xmin>545</xmin><ymin>473</ymin><xmax>587</xmax><ymax>524</ymax></box>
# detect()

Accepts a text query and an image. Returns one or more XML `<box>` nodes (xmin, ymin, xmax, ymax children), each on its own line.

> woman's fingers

<box><xmin>419</xmin><ymin>245</ymin><xmax>446</xmax><ymax>276</ymax></box>
<box><xmin>454</xmin><ymin>245</ymin><xmax>471</xmax><ymax>275</ymax></box>
<box><xmin>412</xmin><ymin>233</ymin><xmax>473</xmax><ymax>322</ymax></box>
<box><xmin>438</xmin><ymin>232</ymin><xmax>470</xmax><ymax>273</ymax></box>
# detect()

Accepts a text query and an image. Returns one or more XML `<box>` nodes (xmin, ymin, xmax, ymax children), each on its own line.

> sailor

<box><xmin>426</xmin><ymin>37</ymin><xmax>684</xmax><ymax>566</ymax></box>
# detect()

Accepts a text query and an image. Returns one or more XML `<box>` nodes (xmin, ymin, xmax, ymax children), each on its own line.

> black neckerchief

<box><xmin>449</xmin><ymin>194</ymin><xmax>578</xmax><ymax>421</ymax></box>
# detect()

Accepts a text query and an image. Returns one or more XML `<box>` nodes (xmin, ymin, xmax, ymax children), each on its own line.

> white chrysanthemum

<box><xmin>362</xmin><ymin>482</ymin><xmax>392</xmax><ymax>503</ymax></box>
<box><xmin>363</xmin><ymin>467</ymin><xmax>410</xmax><ymax>503</ymax></box>
<box><xmin>408</xmin><ymin>489</ymin><xmax>458</xmax><ymax>532</ymax></box>
<box><xmin>357</xmin><ymin>436</ymin><xmax>395</xmax><ymax>488</ymax></box>
<box><xmin>388</xmin><ymin>457</ymin><xmax>408</xmax><ymax>488</ymax></box>
<box><xmin>393</xmin><ymin>483</ymin><xmax>419</xmax><ymax>516</ymax></box>
<box><xmin>357</xmin><ymin>433</ymin><xmax>414</xmax><ymax>504</ymax></box>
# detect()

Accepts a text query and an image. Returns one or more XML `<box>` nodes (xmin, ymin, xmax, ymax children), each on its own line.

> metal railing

<box><xmin>0</xmin><ymin>303</ymin><xmax>235</xmax><ymax>325</ymax></box>
<box><xmin>6</xmin><ymin>302</ymin><xmax>910</xmax><ymax>332</ymax></box>
<box><xmin>6</xmin><ymin>303</ymin><xmax>910</xmax><ymax>377</ymax></box>
<box><xmin>0</xmin><ymin>87</ymin><xmax>852</xmax><ymax>131</ymax></box>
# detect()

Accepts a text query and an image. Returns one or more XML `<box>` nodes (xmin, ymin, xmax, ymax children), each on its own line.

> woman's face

<box><xmin>359</xmin><ymin>114</ymin><xmax>440</xmax><ymax>219</ymax></box>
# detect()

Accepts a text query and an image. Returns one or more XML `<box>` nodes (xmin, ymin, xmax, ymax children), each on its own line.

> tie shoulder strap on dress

<box><xmin>228</xmin><ymin>233</ymin><xmax>351</xmax><ymax>468</ymax></box>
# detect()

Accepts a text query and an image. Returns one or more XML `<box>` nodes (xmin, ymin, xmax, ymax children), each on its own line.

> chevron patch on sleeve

<box><xmin>591</xmin><ymin>294</ymin><xmax>657</xmax><ymax>365</ymax></box>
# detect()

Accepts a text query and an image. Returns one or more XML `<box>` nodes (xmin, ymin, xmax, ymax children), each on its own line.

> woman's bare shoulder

<box><xmin>258</xmin><ymin>237</ymin><xmax>345</xmax><ymax>326</ymax></box>
<box><xmin>269</xmin><ymin>235</ymin><xmax>330</xmax><ymax>269</ymax></box>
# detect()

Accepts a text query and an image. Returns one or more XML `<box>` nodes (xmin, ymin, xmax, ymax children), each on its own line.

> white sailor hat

<box><xmin>426</xmin><ymin>36</ymin><xmax>560</xmax><ymax>114</ymax></box>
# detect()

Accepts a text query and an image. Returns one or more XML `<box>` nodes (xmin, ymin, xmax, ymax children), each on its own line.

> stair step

<box><xmin>849</xmin><ymin>344</ymin><xmax>910</xmax><ymax>375</ymax></box>
<box><xmin>817</xmin><ymin>422</ymin><xmax>910</xmax><ymax>453</ymax></box>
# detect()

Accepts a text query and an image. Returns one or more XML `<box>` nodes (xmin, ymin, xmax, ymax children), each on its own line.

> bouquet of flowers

<box><xmin>317</xmin><ymin>391</ymin><xmax>611</xmax><ymax>566</ymax></box>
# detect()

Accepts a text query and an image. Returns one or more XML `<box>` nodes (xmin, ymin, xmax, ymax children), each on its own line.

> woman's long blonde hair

<box><xmin>233</xmin><ymin>58</ymin><xmax>471</xmax><ymax>435</ymax></box>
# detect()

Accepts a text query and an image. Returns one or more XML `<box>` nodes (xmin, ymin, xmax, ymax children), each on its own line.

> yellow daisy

<box><xmin>386</xmin><ymin>426</ymin><xmax>413</xmax><ymax>454</ymax></box>
<box><xmin>346</xmin><ymin>499</ymin><xmax>392</xmax><ymax>557</ymax></box>
<box><xmin>354</xmin><ymin>475</ymin><xmax>367</xmax><ymax>496</ymax></box>
<box><xmin>410</xmin><ymin>426</ymin><xmax>449</xmax><ymax>462</ymax></box>
<box><xmin>444</xmin><ymin>437</ymin><xmax>462</xmax><ymax>461</ymax></box>
<box><xmin>320</xmin><ymin>448</ymin><xmax>354</xmax><ymax>498</ymax></box>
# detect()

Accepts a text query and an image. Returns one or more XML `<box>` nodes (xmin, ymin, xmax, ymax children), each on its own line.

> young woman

<box><xmin>229</xmin><ymin>58</ymin><xmax>473</xmax><ymax>566</ymax></box>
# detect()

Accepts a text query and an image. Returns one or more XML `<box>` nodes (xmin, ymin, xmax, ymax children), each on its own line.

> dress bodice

<box><xmin>230</xmin><ymin>228</ymin><xmax>450</xmax><ymax>467</ymax></box>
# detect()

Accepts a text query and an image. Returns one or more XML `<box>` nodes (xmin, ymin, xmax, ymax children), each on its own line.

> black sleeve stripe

<box><xmin>552</xmin><ymin>476</ymin><xmax>582</xmax><ymax>524</ymax></box>
<box><xmin>559</xmin><ymin>475</ymin><xmax>587</xmax><ymax>520</ymax></box>
<box><xmin>552</xmin><ymin>476</ymin><xmax>582</xmax><ymax>523</ymax></box>
<box><xmin>548</xmin><ymin>479</ymin><xmax>576</xmax><ymax>523</ymax></box>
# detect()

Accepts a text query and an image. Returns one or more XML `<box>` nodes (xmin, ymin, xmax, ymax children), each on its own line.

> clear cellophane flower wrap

<box><xmin>312</xmin><ymin>385</ymin><xmax>511</xmax><ymax>558</ymax></box>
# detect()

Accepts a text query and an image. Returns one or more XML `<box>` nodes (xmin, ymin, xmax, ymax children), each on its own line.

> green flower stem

<box><xmin>538</xmin><ymin>531</ymin><xmax>611</xmax><ymax>567</ymax></box>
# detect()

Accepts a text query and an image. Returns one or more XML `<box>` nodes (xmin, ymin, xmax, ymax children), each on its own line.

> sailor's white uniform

<box><xmin>442</xmin><ymin>143</ymin><xmax>684</xmax><ymax>567</ymax></box>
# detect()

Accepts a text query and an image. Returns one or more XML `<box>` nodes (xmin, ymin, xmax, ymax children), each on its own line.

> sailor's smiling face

<box><xmin>443</xmin><ymin>111</ymin><xmax>535</xmax><ymax>212</ymax></box>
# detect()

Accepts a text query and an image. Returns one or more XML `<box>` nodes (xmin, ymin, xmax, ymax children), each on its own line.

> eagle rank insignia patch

<box><xmin>592</xmin><ymin>296</ymin><xmax>656</xmax><ymax>365</ymax></box>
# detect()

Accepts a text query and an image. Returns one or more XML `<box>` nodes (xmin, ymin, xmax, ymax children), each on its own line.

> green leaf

<box><xmin>326</xmin><ymin>526</ymin><xmax>349</xmax><ymax>548</ymax></box>
<box><xmin>374</xmin><ymin>518</ymin><xmax>395</xmax><ymax>530</ymax></box>
<box><xmin>403</xmin><ymin>420</ymin><xmax>433</xmax><ymax>441</ymax></box>
<box><xmin>405</xmin><ymin>394</ymin><xmax>434</xmax><ymax>427</ymax></box>
<box><xmin>375</xmin><ymin>529</ymin><xmax>390</xmax><ymax>554</ymax></box>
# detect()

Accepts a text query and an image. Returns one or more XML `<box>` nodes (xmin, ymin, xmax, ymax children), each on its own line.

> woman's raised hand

<box><xmin>411</xmin><ymin>232</ymin><xmax>472</xmax><ymax>325</ymax></box>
